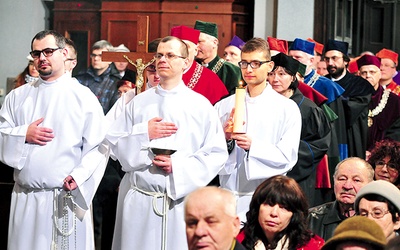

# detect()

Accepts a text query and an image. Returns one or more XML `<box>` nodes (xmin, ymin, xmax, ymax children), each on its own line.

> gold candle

<box><xmin>233</xmin><ymin>81</ymin><xmax>245</xmax><ymax>133</ymax></box>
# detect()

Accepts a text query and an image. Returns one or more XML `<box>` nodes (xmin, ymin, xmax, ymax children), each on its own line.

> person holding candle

<box><xmin>267</xmin><ymin>52</ymin><xmax>332</xmax><ymax>207</ymax></box>
<box><xmin>214</xmin><ymin>37</ymin><xmax>302</xmax><ymax>224</ymax></box>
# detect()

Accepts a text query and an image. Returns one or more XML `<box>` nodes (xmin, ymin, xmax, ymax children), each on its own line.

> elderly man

<box><xmin>223</xmin><ymin>35</ymin><xmax>245</xmax><ymax>66</ymax></box>
<box><xmin>170</xmin><ymin>25</ymin><xmax>228</xmax><ymax>105</ymax></box>
<box><xmin>308</xmin><ymin>157</ymin><xmax>374</xmax><ymax>241</ymax></box>
<box><xmin>184</xmin><ymin>186</ymin><xmax>245</xmax><ymax>250</ymax></box>
<box><xmin>106</xmin><ymin>36</ymin><xmax>228</xmax><ymax>250</ymax></box>
<box><xmin>356</xmin><ymin>54</ymin><xmax>400</xmax><ymax>152</ymax></box>
<box><xmin>324</xmin><ymin>39</ymin><xmax>375</xmax><ymax>159</ymax></box>
<box><xmin>355</xmin><ymin>180</ymin><xmax>400</xmax><ymax>242</ymax></box>
<box><xmin>376</xmin><ymin>48</ymin><xmax>400</xmax><ymax>95</ymax></box>
<box><xmin>194</xmin><ymin>20</ymin><xmax>242</xmax><ymax>95</ymax></box>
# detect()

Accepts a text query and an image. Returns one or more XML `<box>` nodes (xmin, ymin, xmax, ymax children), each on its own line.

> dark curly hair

<box><xmin>242</xmin><ymin>175</ymin><xmax>313</xmax><ymax>250</ymax></box>
<box><xmin>368</xmin><ymin>139</ymin><xmax>400</xmax><ymax>186</ymax></box>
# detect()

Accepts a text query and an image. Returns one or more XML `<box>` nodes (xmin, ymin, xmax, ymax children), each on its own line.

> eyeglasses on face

<box><xmin>30</xmin><ymin>47</ymin><xmax>62</xmax><ymax>59</ymax></box>
<box><xmin>154</xmin><ymin>53</ymin><xmax>186</xmax><ymax>60</ymax></box>
<box><xmin>359</xmin><ymin>207</ymin><xmax>390</xmax><ymax>219</ymax></box>
<box><xmin>360</xmin><ymin>70</ymin><xmax>379</xmax><ymax>76</ymax></box>
<box><xmin>90</xmin><ymin>53</ymin><xmax>102</xmax><ymax>58</ymax></box>
<box><xmin>323</xmin><ymin>56</ymin><xmax>343</xmax><ymax>62</ymax></box>
<box><xmin>375</xmin><ymin>160</ymin><xmax>399</xmax><ymax>174</ymax></box>
<box><xmin>238</xmin><ymin>60</ymin><xmax>270</xmax><ymax>69</ymax></box>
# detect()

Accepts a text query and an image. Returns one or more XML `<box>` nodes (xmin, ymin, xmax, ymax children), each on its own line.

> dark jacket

<box><xmin>307</xmin><ymin>201</ymin><xmax>346</xmax><ymax>241</ymax></box>
<box><xmin>75</xmin><ymin>63</ymin><xmax>121</xmax><ymax>114</ymax></box>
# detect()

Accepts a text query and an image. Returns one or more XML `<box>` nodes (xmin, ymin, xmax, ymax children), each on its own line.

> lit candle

<box><xmin>233</xmin><ymin>81</ymin><xmax>245</xmax><ymax>133</ymax></box>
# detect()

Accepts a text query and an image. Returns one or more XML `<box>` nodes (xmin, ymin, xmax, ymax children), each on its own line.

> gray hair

<box><xmin>333</xmin><ymin>157</ymin><xmax>374</xmax><ymax>182</ymax></box>
<box><xmin>92</xmin><ymin>40</ymin><xmax>113</xmax><ymax>52</ymax></box>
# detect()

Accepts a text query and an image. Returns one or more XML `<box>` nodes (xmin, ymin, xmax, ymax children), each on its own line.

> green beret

<box><xmin>194</xmin><ymin>20</ymin><xmax>218</xmax><ymax>38</ymax></box>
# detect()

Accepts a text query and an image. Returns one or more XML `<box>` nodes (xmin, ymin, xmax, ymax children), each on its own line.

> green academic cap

<box><xmin>194</xmin><ymin>20</ymin><xmax>218</xmax><ymax>38</ymax></box>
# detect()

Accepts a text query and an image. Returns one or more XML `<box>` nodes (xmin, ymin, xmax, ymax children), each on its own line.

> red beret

<box><xmin>307</xmin><ymin>38</ymin><xmax>324</xmax><ymax>55</ymax></box>
<box><xmin>357</xmin><ymin>54</ymin><xmax>381</xmax><ymax>69</ymax></box>
<box><xmin>348</xmin><ymin>58</ymin><xmax>359</xmax><ymax>74</ymax></box>
<box><xmin>170</xmin><ymin>25</ymin><xmax>200</xmax><ymax>45</ymax></box>
<box><xmin>376</xmin><ymin>48</ymin><xmax>398</xmax><ymax>66</ymax></box>
<box><xmin>267</xmin><ymin>36</ymin><xmax>288</xmax><ymax>55</ymax></box>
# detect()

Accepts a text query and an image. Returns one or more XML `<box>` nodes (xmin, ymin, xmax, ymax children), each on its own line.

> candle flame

<box><xmin>239</xmin><ymin>81</ymin><xmax>244</xmax><ymax>88</ymax></box>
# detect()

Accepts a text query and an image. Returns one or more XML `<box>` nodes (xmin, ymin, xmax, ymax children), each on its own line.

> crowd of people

<box><xmin>2</xmin><ymin>18</ymin><xmax>400</xmax><ymax>250</ymax></box>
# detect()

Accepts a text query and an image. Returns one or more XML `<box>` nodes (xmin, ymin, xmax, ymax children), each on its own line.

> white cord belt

<box><xmin>131</xmin><ymin>185</ymin><xmax>170</xmax><ymax>250</ymax></box>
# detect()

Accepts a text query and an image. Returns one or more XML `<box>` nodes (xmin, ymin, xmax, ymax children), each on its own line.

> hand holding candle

<box><xmin>233</xmin><ymin>81</ymin><xmax>246</xmax><ymax>133</ymax></box>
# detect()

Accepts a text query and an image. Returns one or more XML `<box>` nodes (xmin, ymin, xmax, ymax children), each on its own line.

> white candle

<box><xmin>233</xmin><ymin>81</ymin><xmax>245</xmax><ymax>133</ymax></box>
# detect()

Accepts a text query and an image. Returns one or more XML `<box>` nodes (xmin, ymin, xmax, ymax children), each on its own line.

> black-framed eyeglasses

<box><xmin>154</xmin><ymin>53</ymin><xmax>186</xmax><ymax>60</ymax></box>
<box><xmin>238</xmin><ymin>60</ymin><xmax>270</xmax><ymax>69</ymax></box>
<box><xmin>375</xmin><ymin>160</ymin><xmax>399</xmax><ymax>174</ymax></box>
<box><xmin>30</xmin><ymin>47</ymin><xmax>63</xmax><ymax>59</ymax></box>
<box><xmin>90</xmin><ymin>53</ymin><xmax>102</xmax><ymax>58</ymax></box>
<box><xmin>359</xmin><ymin>207</ymin><xmax>390</xmax><ymax>219</ymax></box>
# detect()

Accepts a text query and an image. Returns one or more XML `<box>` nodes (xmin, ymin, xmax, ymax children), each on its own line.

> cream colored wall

<box><xmin>254</xmin><ymin>0</ymin><xmax>314</xmax><ymax>42</ymax></box>
<box><xmin>0</xmin><ymin>0</ymin><xmax>49</xmax><ymax>104</ymax></box>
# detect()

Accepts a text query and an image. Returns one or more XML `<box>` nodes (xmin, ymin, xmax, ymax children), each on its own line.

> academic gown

<box><xmin>182</xmin><ymin>61</ymin><xmax>229</xmax><ymax>105</ymax></box>
<box><xmin>305</xmin><ymin>70</ymin><xmax>347</xmax><ymax>189</ymax></box>
<box><xmin>204</xmin><ymin>56</ymin><xmax>242</xmax><ymax>95</ymax></box>
<box><xmin>0</xmin><ymin>74</ymin><xmax>109</xmax><ymax>250</ymax></box>
<box><xmin>286</xmin><ymin>88</ymin><xmax>331</xmax><ymax>207</ymax></box>
<box><xmin>214</xmin><ymin>84</ymin><xmax>301</xmax><ymax>223</ymax></box>
<box><xmin>367</xmin><ymin>86</ymin><xmax>400</xmax><ymax>150</ymax></box>
<box><xmin>327</xmin><ymin>72</ymin><xmax>375</xmax><ymax>159</ymax></box>
<box><xmin>106</xmin><ymin>82</ymin><xmax>228</xmax><ymax>250</ymax></box>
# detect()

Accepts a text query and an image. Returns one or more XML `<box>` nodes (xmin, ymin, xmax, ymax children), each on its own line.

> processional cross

<box><xmin>102</xmin><ymin>15</ymin><xmax>155</xmax><ymax>94</ymax></box>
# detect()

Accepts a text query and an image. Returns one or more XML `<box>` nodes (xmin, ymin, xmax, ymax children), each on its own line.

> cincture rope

<box><xmin>132</xmin><ymin>185</ymin><xmax>170</xmax><ymax>250</ymax></box>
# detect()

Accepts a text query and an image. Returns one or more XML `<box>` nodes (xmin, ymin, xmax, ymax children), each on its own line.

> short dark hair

<box><xmin>31</xmin><ymin>30</ymin><xmax>66</xmax><ymax>50</ymax></box>
<box><xmin>65</xmin><ymin>38</ymin><xmax>77</xmax><ymax>58</ymax></box>
<box><xmin>241</xmin><ymin>37</ymin><xmax>271</xmax><ymax>61</ymax></box>
<box><xmin>159</xmin><ymin>36</ymin><xmax>189</xmax><ymax>58</ymax></box>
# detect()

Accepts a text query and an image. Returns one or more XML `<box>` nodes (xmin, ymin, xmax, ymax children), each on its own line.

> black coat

<box><xmin>307</xmin><ymin>201</ymin><xmax>346</xmax><ymax>241</ymax></box>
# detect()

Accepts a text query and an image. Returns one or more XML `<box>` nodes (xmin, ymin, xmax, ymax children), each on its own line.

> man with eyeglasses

<box><xmin>170</xmin><ymin>25</ymin><xmax>228</xmax><ymax>105</ymax></box>
<box><xmin>355</xmin><ymin>180</ymin><xmax>400</xmax><ymax>242</ymax></box>
<box><xmin>0</xmin><ymin>30</ymin><xmax>108</xmax><ymax>249</ymax></box>
<box><xmin>356</xmin><ymin>54</ymin><xmax>400</xmax><ymax>152</ymax></box>
<box><xmin>324</xmin><ymin>39</ymin><xmax>375</xmax><ymax>160</ymax></box>
<box><xmin>214</xmin><ymin>37</ymin><xmax>302</xmax><ymax>224</ymax></box>
<box><xmin>308</xmin><ymin>157</ymin><xmax>374</xmax><ymax>241</ymax></box>
<box><xmin>106</xmin><ymin>36</ymin><xmax>228</xmax><ymax>250</ymax></box>
<box><xmin>194</xmin><ymin>20</ymin><xmax>242</xmax><ymax>96</ymax></box>
<box><xmin>376</xmin><ymin>48</ymin><xmax>400</xmax><ymax>94</ymax></box>
<box><xmin>75</xmin><ymin>40</ymin><xmax>121</xmax><ymax>114</ymax></box>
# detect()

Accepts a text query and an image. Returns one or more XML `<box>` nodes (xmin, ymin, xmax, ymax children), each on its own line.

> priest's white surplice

<box><xmin>106</xmin><ymin>82</ymin><xmax>228</xmax><ymax>250</ymax></box>
<box><xmin>214</xmin><ymin>84</ymin><xmax>302</xmax><ymax>223</ymax></box>
<box><xmin>0</xmin><ymin>74</ymin><xmax>109</xmax><ymax>250</ymax></box>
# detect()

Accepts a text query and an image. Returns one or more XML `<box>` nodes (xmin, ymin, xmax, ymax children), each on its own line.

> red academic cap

<box><xmin>170</xmin><ymin>25</ymin><xmax>200</xmax><ymax>45</ymax></box>
<box><xmin>307</xmin><ymin>38</ymin><xmax>324</xmax><ymax>55</ymax></box>
<box><xmin>356</xmin><ymin>54</ymin><xmax>381</xmax><ymax>69</ymax></box>
<box><xmin>376</xmin><ymin>48</ymin><xmax>398</xmax><ymax>66</ymax></box>
<box><xmin>348</xmin><ymin>58</ymin><xmax>359</xmax><ymax>74</ymax></box>
<box><xmin>267</xmin><ymin>36</ymin><xmax>288</xmax><ymax>55</ymax></box>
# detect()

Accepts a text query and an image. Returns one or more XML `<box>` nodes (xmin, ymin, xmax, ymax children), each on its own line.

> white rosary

<box><xmin>52</xmin><ymin>190</ymin><xmax>77</xmax><ymax>250</ymax></box>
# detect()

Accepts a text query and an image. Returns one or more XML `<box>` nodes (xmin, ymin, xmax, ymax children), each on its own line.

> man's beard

<box><xmin>327</xmin><ymin>65</ymin><xmax>345</xmax><ymax>78</ymax></box>
<box><xmin>38</xmin><ymin>69</ymin><xmax>52</xmax><ymax>76</ymax></box>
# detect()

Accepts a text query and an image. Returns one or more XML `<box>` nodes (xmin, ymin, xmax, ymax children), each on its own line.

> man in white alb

<box><xmin>106</xmin><ymin>36</ymin><xmax>228</xmax><ymax>250</ymax></box>
<box><xmin>0</xmin><ymin>30</ymin><xmax>108</xmax><ymax>249</ymax></box>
